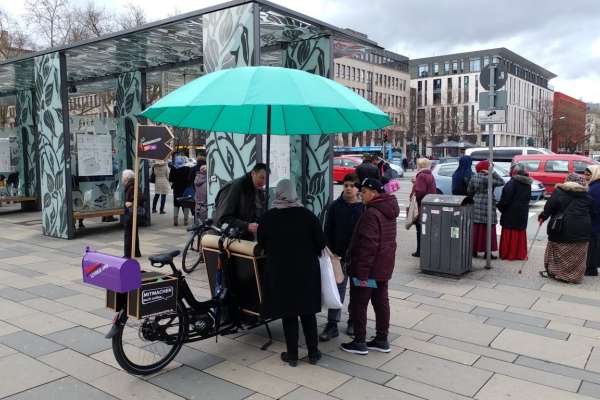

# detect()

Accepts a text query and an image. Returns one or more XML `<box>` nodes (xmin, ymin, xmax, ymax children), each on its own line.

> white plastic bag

<box><xmin>320</xmin><ymin>250</ymin><xmax>342</xmax><ymax>309</ymax></box>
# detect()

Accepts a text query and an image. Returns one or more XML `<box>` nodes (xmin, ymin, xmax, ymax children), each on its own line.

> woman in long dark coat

<box><xmin>585</xmin><ymin>165</ymin><xmax>600</xmax><ymax>276</ymax></box>
<box><xmin>497</xmin><ymin>164</ymin><xmax>531</xmax><ymax>261</ymax></box>
<box><xmin>168</xmin><ymin>156</ymin><xmax>192</xmax><ymax>226</ymax></box>
<box><xmin>468</xmin><ymin>160</ymin><xmax>504</xmax><ymax>261</ymax></box>
<box><xmin>257</xmin><ymin>179</ymin><xmax>326</xmax><ymax>367</ymax></box>
<box><xmin>539</xmin><ymin>173</ymin><xmax>592</xmax><ymax>283</ymax></box>
<box><xmin>452</xmin><ymin>155</ymin><xmax>473</xmax><ymax>196</ymax></box>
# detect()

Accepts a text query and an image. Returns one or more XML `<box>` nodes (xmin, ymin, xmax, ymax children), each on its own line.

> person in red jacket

<box><xmin>341</xmin><ymin>178</ymin><xmax>400</xmax><ymax>355</ymax></box>
<box><xmin>410</xmin><ymin>158</ymin><xmax>437</xmax><ymax>257</ymax></box>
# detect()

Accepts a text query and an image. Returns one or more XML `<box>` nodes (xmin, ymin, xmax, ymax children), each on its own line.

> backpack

<box><xmin>211</xmin><ymin>181</ymin><xmax>234</xmax><ymax>224</ymax></box>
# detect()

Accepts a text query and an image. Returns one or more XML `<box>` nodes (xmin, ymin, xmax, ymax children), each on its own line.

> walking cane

<box><xmin>518</xmin><ymin>221</ymin><xmax>544</xmax><ymax>274</ymax></box>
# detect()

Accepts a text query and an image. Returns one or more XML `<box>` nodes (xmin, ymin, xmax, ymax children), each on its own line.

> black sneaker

<box><xmin>345</xmin><ymin>323</ymin><xmax>354</xmax><ymax>337</ymax></box>
<box><xmin>319</xmin><ymin>324</ymin><xmax>339</xmax><ymax>342</ymax></box>
<box><xmin>280</xmin><ymin>352</ymin><xmax>297</xmax><ymax>367</ymax></box>
<box><xmin>340</xmin><ymin>340</ymin><xmax>368</xmax><ymax>355</ymax></box>
<box><xmin>366</xmin><ymin>337</ymin><xmax>391</xmax><ymax>353</ymax></box>
<box><xmin>308</xmin><ymin>350</ymin><xmax>322</xmax><ymax>365</ymax></box>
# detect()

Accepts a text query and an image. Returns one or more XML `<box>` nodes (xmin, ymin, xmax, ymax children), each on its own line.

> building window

<box><xmin>418</xmin><ymin>64</ymin><xmax>429</xmax><ymax>77</ymax></box>
<box><xmin>433</xmin><ymin>63</ymin><xmax>439</xmax><ymax>75</ymax></box>
<box><xmin>452</xmin><ymin>61</ymin><xmax>458</xmax><ymax>74</ymax></box>
<box><xmin>483</xmin><ymin>56</ymin><xmax>490</xmax><ymax>67</ymax></box>
<box><xmin>464</xmin><ymin>76</ymin><xmax>469</xmax><ymax>103</ymax></box>
<box><xmin>447</xmin><ymin>77</ymin><xmax>453</xmax><ymax>104</ymax></box>
<box><xmin>444</xmin><ymin>62</ymin><xmax>450</xmax><ymax>73</ymax></box>
<box><xmin>475</xmin><ymin>79</ymin><xmax>479</xmax><ymax>103</ymax></box>
<box><xmin>441</xmin><ymin>108</ymin><xmax>445</xmax><ymax>133</ymax></box>
<box><xmin>424</xmin><ymin>80</ymin><xmax>428</xmax><ymax>106</ymax></box>
<box><xmin>431</xmin><ymin>108</ymin><xmax>436</xmax><ymax>134</ymax></box>
<box><xmin>341</xmin><ymin>65</ymin><xmax>345</xmax><ymax>79</ymax></box>
<box><xmin>336</xmin><ymin>64</ymin><xmax>340</xmax><ymax>77</ymax></box>
<box><xmin>347</xmin><ymin>66</ymin><xmax>351</xmax><ymax>78</ymax></box>
<box><xmin>460</xmin><ymin>60</ymin><xmax>465</xmax><ymax>73</ymax></box>
<box><xmin>469</xmin><ymin>58</ymin><xmax>481</xmax><ymax>72</ymax></box>
<box><xmin>458</xmin><ymin>77</ymin><xmax>462</xmax><ymax>103</ymax></box>
<box><xmin>352</xmin><ymin>68</ymin><xmax>355</xmax><ymax>80</ymax></box>
<box><xmin>464</xmin><ymin>105</ymin><xmax>469</xmax><ymax>131</ymax></box>
<box><xmin>433</xmin><ymin>79</ymin><xmax>442</xmax><ymax>105</ymax></box>
<box><xmin>471</xmin><ymin>105</ymin><xmax>475</xmax><ymax>132</ymax></box>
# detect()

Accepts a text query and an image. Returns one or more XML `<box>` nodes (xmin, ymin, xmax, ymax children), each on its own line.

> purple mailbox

<box><xmin>82</xmin><ymin>247</ymin><xmax>141</xmax><ymax>293</ymax></box>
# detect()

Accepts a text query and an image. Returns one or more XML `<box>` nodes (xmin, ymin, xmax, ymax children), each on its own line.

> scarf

<box><xmin>271</xmin><ymin>179</ymin><xmax>303</xmax><ymax>209</ymax></box>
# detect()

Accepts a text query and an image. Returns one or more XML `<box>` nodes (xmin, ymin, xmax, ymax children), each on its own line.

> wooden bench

<box><xmin>73</xmin><ymin>208</ymin><xmax>125</xmax><ymax>220</ymax></box>
<box><xmin>0</xmin><ymin>196</ymin><xmax>37</xmax><ymax>205</ymax></box>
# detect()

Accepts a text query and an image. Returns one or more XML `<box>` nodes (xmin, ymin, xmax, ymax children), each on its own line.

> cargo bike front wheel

<box><xmin>112</xmin><ymin>300</ymin><xmax>187</xmax><ymax>375</ymax></box>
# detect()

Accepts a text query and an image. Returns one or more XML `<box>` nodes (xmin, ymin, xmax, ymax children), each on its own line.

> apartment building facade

<box><xmin>334</xmin><ymin>47</ymin><xmax>410</xmax><ymax>153</ymax></box>
<box><xmin>410</xmin><ymin>48</ymin><xmax>556</xmax><ymax>155</ymax></box>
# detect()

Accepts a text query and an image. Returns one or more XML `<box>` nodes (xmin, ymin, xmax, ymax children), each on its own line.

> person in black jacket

<box><xmin>355</xmin><ymin>154</ymin><xmax>381</xmax><ymax>183</ymax></box>
<box><xmin>538</xmin><ymin>173</ymin><xmax>593</xmax><ymax>283</ymax></box>
<box><xmin>497</xmin><ymin>165</ymin><xmax>532</xmax><ymax>261</ymax></box>
<box><xmin>212</xmin><ymin>163</ymin><xmax>267</xmax><ymax>241</ymax></box>
<box><xmin>169</xmin><ymin>156</ymin><xmax>193</xmax><ymax>226</ymax></box>
<box><xmin>257</xmin><ymin>179</ymin><xmax>326</xmax><ymax>367</ymax></box>
<box><xmin>320</xmin><ymin>173</ymin><xmax>364</xmax><ymax>342</ymax></box>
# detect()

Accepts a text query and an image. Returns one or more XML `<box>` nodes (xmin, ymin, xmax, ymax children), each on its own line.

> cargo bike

<box><xmin>81</xmin><ymin>219</ymin><xmax>274</xmax><ymax>375</ymax></box>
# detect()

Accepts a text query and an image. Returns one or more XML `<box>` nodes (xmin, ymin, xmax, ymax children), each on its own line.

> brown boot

<box><xmin>173</xmin><ymin>217</ymin><xmax>178</xmax><ymax>226</ymax></box>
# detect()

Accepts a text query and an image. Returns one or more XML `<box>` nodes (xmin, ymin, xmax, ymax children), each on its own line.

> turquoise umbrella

<box><xmin>141</xmin><ymin>66</ymin><xmax>392</xmax><ymax>203</ymax></box>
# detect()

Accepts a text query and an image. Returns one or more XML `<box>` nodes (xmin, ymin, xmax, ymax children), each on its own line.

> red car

<box><xmin>514</xmin><ymin>154</ymin><xmax>596</xmax><ymax>195</ymax></box>
<box><xmin>333</xmin><ymin>155</ymin><xmax>362</xmax><ymax>183</ymax></box>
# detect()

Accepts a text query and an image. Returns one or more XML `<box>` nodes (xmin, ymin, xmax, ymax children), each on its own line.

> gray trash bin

<box><xmin>420</xmin><ymin>194</ymin><xmax>473</xmax><ymax>276</ymax></box>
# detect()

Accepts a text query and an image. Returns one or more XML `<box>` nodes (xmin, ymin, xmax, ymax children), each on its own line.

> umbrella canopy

<box><xmin>141</xmin><ymin>66</ymin><xmax>391</xmax><ymax>134</ymax></box>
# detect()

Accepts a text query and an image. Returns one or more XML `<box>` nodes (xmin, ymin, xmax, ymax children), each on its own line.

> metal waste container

<box><xmin>420</xmin><ymin>194</ymin><xmax>473</xmax><ymax>276</ymax></box>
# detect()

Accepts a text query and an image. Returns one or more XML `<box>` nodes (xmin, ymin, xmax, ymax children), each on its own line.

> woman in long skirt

<box><xmin>585</xmin><ymin>165</ymin><xmax>600</xmax><ymax>276</ymax></box>
<box><xmin>497</xmin><ymin>165</ymin><xmax>532</xmax><ymax>260</ymax></box>
<box><xmin>539</xmin><ymin>173</ymin><xmax>592</xmax><ymax>283</ymax></box>
<box><xmin>468</xmin><ymin>160</ymin><xmax>504</xmax><ymax>262</ymax></box>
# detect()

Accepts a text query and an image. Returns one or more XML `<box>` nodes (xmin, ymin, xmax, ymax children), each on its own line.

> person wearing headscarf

<box><xmin>410</xmin><ymin>158</ymin><xmax>436</xmax><ymax>257</ymax></box>
<box><xmin>538</xmin><ymin>173</ymin><xmax>592</xmax><ymax>283</ymax></box>
<box><xmin>496</xmin><ymin>164</ymin><xmax>532</xmax><ymax>261</ymax></box>
<box><xmin>585</xmin><ymin>165</ymin><xmax>600</xmax><ymax>276</ymax></box>
<box><xmin>452</xmin><ymin>155</ymin><xmax>473</xmax><ymax>196</ymax></box>
<box><xmin>168</xmin><ymin>155</ymin><xmax>192</xmax><ymax>226</ymax></box>
<box><xmin>467</xmin><ymin>160</ymin><xmax>504</xmax><ymax>261</ymax></box>
<box><xmin>257</xmin><ymin>179</ymin><xmax>326</xmax><ymax>367</ymax></box>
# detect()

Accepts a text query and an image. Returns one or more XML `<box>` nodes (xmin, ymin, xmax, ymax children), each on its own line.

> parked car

<box><xmin>432</xmin><ymin>162</ymin><xmax>545</xmax><ymax>202</ymax></box>
<box><xmin>466</xmin><ymin>147</ymin><xmax>553</xmax><ymax>162</ymax></box>
<box><xmin>514</xmin><ymin>154</ymin><xmax>597</xmax><ymax>195</ymax></box>
<box><xmin>333</xmin><ymin>155</ymin><xmax>404</xmax><ymax>183</ymax></box>
<box><xmin>333</xmin><ymin>155</ymin><xmax>362</xmax><ymax>183</ymax></box>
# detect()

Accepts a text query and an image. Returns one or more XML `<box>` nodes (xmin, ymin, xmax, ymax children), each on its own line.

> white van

<box><xmin>465</xmin><ymin>147</ymin><xmax>553</xmax><ymax>162</ymax></box>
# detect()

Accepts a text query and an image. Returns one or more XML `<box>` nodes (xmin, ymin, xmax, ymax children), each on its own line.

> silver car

<box><xmin>432</xmin><ymin>162</ymin><xmax>545</xmax><ymax>202</ymax></box>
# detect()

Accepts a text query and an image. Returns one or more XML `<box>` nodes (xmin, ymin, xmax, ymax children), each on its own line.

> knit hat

<box><xmin>565</xmin><ymin>173</ymin><xmax>586</xmax><ymax>186</ymax></box>
<box><xmin>356</xmin><ymin>178</ymin><xmax>385</xmax><ymax>193</ymax></box>
<box><xmin>476</xmin><ymin>160</ymin><xmax>490</xmax><ymax>173</ymax></box>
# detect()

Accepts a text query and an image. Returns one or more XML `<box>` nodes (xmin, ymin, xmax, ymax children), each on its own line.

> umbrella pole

<box><xmin>265</xmin><ymin>105</ymin><xmax>271</xmax><ymax>210</ymax></box>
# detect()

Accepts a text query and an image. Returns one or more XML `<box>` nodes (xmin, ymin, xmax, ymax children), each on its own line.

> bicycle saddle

<box><xmin>148</xmin><ymin>250</ymin><xmax>181</xmax><ymax>266</ymax></box>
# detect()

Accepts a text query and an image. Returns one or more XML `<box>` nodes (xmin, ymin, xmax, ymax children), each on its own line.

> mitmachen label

<box><xmin>141</xmin><ymin>286</ymin><xmax>174</xmax><ymax>305</ymax></box>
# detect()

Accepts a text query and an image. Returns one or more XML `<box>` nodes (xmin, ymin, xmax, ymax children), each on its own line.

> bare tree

<box><xmin>118</xmin><ymin>3</ymin><xmax>147</xmax><ymax>30</ymax></box>
<box><xmin>531</xmin><ymin>98</ymin><xmax>553</xmax><ymax>149</ymax></box>
<box><xmin>25</xmin><ymin>0</ymin><xmax>73</xmax><ymax>47</ymax></box>
<box><xmin>69</xmin><ymin>1</ymin><xmax>115</xmax><ymax>42</ymax></box>
<box><xmin>0</xmin><ymin>9</ymin><xmax>33</xmax><ymax>59</ymax></box>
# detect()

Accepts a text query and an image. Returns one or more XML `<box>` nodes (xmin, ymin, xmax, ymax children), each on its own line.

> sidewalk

<box><xmin>2</xmin><ymin>208</ymin><xmax>600</xmax><ymax>399</ymax></box>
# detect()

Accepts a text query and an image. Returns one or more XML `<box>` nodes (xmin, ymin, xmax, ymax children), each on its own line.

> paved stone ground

<box><xmin>2</xmin><ymin>182</ymin><xmax>600</xmax><ymax>400</ymax></box>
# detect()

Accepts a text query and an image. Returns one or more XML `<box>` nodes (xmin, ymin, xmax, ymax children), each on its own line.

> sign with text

<box><xmin>137</xmin><ymin>125</ymin><xmax>174</xmax><ymax>161</ymax></box>
<box><xmin>478</xmin><ymin>109</ymin><xmax>506</xmax><ymax>124</ymax></box>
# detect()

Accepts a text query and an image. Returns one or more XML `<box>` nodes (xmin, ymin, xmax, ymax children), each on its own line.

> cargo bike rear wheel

<box><xmin>112</xmin><ymin>301</ymin><xmax>187</xmax><ymax>375</ymax></box>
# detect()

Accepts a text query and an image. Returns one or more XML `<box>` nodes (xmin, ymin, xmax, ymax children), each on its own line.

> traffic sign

<box><xmin>138</xmin><ymin>125</ymin><xmax>174</xmax><ymax>161</ymax></box>
<box><xmin>480</xmin><ymin>64</ymin><xmax>507</xmax><ymax>91</ymax></box>
<box><xmin>479</xmin><ymin>90</ymin><xmax>507</xmax><ymax>110</ymax></box>
<box><xmin>477</xmin><ymin>109</ymin><xmax>506</xmax><ymax>124</ymax></box>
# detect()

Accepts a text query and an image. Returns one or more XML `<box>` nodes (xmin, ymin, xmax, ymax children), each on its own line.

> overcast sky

<box><xmin>2</xmin><ymin>0</ymin><xmax>599</xmax><ymax>103</ymax></box>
